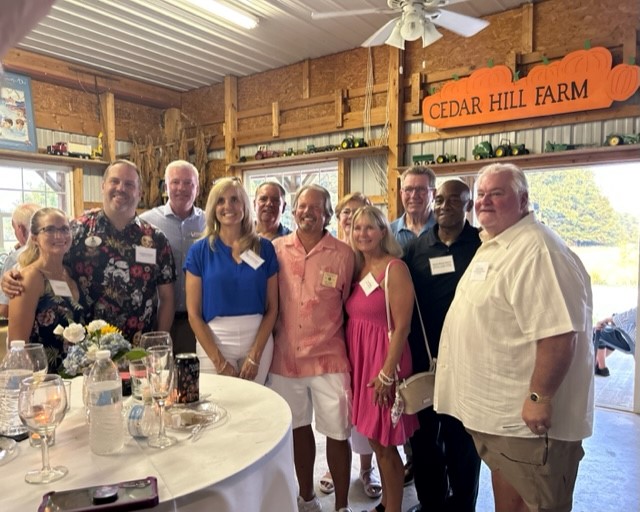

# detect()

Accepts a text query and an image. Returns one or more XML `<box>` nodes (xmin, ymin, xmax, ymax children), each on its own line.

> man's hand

<box><xmin>522</xmin><ymin>399</ymin><xmax>552</xmax><ymax>435</ymax></box>
<box><xmin>2</xmin><ymin>268</ymin><xmax>24</xmax><ymax>298</ymax></box>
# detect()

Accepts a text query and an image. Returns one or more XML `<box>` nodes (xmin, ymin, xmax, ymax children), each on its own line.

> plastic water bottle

<box><xmin>0</xmin><ymin>340</ymin><xmax>34</xmax><ymax>437</ymax></box>
<box><xmin>87</xmin><ymin>350</ymin><xmax>124</xmax><ymax>455</ymax></box>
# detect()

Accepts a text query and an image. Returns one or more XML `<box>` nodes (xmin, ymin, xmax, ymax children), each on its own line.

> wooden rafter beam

<box><xmin>2</xmin><ymin>48</ymin><xmax>181</xmax><ymax>109</ymax></box>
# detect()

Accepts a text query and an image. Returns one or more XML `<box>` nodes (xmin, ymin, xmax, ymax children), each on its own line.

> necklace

<box><xmin>38</xmin><ymin>267</ymin><xmax>68</xmax><ymax>281</ymax></box>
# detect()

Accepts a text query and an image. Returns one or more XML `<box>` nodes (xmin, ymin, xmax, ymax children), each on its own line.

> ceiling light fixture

<box><xmin>184</xmin><ymin>0</ymin><xmax>259</xmax><ymax>29</ymax></box>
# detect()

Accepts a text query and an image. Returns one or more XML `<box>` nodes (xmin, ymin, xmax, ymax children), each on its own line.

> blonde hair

<box><xmin>18</xmin><ymin>208</ymin><xmax>69</xmax><ymax>267</ymax></box>
<box><xmin>350</xmin><ymin>206</ymin><xmax>402</xmax><ymax>274</ymax></box>
<box><xmin>335</xmin><ymin>192</ymin><xmax>372</xmax><ymax>219</ymax></box>
<box><xmin>202</xmin><ymin>177</ymin><xmax>260</xmax><ymax>254</ymax></box>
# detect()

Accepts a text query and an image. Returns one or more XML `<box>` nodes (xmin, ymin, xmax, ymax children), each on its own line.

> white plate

<box><xmin>0</xmin><ymin>437</ymin><xmax>18</xmax><ymax>466</ymax></box>
<box><xmin>165</xmin><ymin>402</ymin><xmax>228</xmax><ymax>432</ymax></box>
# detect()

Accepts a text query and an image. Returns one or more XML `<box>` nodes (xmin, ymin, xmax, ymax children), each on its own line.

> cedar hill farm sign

<box><xmin>422</xmin><ymin>47</ymin><xmax>640</xmax><ymax>129</ymax></box>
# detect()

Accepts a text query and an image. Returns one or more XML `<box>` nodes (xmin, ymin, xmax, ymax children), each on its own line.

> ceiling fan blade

<box><xmin>429</xmin><ymin>9</ymin><xmax>490</xmax><ymax>37</ymax></box>
<box><xmin>361</xmin><ymin>18</ymin><xmax>400</xmax><ymax>47</ymax></box>
<box><xmin>311</xmin><ymin>8</ymin><xmax>395</xmax><ymax>20</ymax></box>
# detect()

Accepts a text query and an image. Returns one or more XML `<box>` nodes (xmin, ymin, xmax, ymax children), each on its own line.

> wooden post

<box><xmin>224</xmin><ymin>75</ymin><xmax>239</xmax><ymax>174</ymax></box>
<box><xmin>72</xmin><ymin>166</ymin><xmax>84</xmax><ymax>217</ymax></box>
<box><xmin>272</xmin><ymin>101</ymin><xmax>280</xmax><ymax>138</ymax></box>
<box><xmin>163</xmin><ymin>108</ymin><xmax>182</xmax><ymax>142</ymax></box>
<box><xmin>387</xmin><ymin>48</ymin><xmax>404</xmax><ymax>221</ymax></box>
<box><xmin>99</xmin><ymin>91</ymin><xmax>115</xmax><ymax>162</ymax></box>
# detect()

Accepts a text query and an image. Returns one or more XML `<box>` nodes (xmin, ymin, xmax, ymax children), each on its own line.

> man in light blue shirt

<box><xmin>390</xmin><ymin>166</ymin><xmax>437</xmax><ymax>249</ymax></box>
<box><xmin>140</xmin><ymin>160</ymin><xmax>205</xmax><ymax>354</ymax></box>
<box><xmin>0</xmin><ymin>203</ymin><xmax>40</xmax><ymax>318</ymax></box>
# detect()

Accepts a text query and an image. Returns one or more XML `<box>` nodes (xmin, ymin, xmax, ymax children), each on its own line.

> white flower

<box><xmin>87</xmin><ymin>320</ymin><xmax>107</xmax><ymax>333</ymax></box>
<box><xmin>53</xmin><ymin>324</ymin><xmax>65</xmax><ymax>336</ymax></box>
<box><xmin>85</xmin><ymin>345</ymin><xmax>99</xmax><ymax>361</ymax></box>
<box><xmin>63</xmin><ymin>323</ymin><xmax>86</xmax><ymax>343</ymax></box>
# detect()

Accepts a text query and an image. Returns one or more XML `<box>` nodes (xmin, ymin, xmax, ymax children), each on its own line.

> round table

<box><xmin>0</xmin><ymin>374</ymin><xmax>297</xmax><ymax>511</ymax></box>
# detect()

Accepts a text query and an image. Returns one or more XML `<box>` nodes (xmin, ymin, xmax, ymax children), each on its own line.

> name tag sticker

<box><xmin>135</xmin><ymin>246</ymin><xmax>157</xmax><ymax>265</ymax></box>
<box><xmin>240</xmin><ymin>249</ymin><xmax>264</xmax><ymax>270</ymax></box>
<box><xmin>322</xmin><ymin>271</ymin><xmax>338</xmax><ymax>288</ymax></box>
<box><xmin>429</xmin><ymin>255</ymin><xmax>455</xmax><ymax>275</ymax></box>
<box><xmin>49</xmin><ymin>279</ymin><xmax>72</xmax><ymax>297</ymax></box>
<box><xmin>359</xmin><ymin>272</ymin><xmax>379</xmax><ymax>296</ymax></box>
<box><xmin>470</xmin><ymin>261</ymin><xmax>489</xmax><ymax>281</ymax></box>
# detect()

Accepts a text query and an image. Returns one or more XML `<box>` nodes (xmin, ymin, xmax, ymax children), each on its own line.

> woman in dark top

<box><xmin>8</xmin><ymin>207</ymin><xmax>84</xmax><ymax>372</ymax></box>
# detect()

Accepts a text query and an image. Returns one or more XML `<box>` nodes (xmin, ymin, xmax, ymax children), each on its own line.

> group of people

<box><xmin>2</xmin><ymin>159</ymin><xmax>596</xmax><ymax>512</ymax></box>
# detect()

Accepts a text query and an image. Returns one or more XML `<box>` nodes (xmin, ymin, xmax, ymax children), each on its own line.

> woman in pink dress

<box><xmin>346</xmin><ymin>205</ymin><xmax>418</xmax><ymax>512</ymax></box>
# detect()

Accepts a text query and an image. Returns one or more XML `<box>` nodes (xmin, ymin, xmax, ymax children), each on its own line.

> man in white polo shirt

<box><xmin>435</xmin><ymin>163</ymin><xmax>594</xmax><ymax>512</ymax></box>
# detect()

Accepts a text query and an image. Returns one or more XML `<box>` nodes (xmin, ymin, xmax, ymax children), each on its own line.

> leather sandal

<box><xmin>360</xmin><ymin>467</ymin><xmax>382</xmax><ymax>499</ymax></box>
<box><xmin>319</xmin><ymin>470</ymin><xmax>335</xmax><ymax>495</ymax></box>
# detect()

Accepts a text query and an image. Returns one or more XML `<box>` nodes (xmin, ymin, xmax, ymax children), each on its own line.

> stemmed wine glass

<box><xmin>24</xmin><ymin>343</ymin><xmax>48</xmax><ymax>376</ymax></box>
<box><xmin>18</xmin><ymin>374</ymin><xmax>68</xmax><ymax>483</ymax></box>
<box><xmin>140</xmin><ymin>331</ymin><xmax>173</xmax><ymax>352</ymax></box>
<box><xmin>145</xmin><ymin>346</ymin><xmax>176</xmax><ymax>448</ymax></box>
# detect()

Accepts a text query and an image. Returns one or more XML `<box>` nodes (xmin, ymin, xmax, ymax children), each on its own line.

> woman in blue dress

<box><xmin>185</xmin><ymin>177</ymin><xmax>278</xmax><ymax>384</ymax></box>
<box><xmin>8</xmin><ymin>208</ymin><xmax>84</xmax><ymax>372</ymax></box>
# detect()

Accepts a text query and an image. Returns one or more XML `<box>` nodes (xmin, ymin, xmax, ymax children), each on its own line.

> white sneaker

<box><xmin>336</xmin><ymin>508</ymin><xmax>352</xmax><ymax>512</ymax></box>
<box><xmin>297</xmin><ymin>495</ymin><xmax>322</xmax><ymax>512</ymax></box>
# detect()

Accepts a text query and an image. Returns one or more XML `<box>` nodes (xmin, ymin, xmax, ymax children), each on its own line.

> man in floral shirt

<box><xmin>69</xmin><ymin>160</ymin><xmax>175</xmax><ymax>345</ymax></box>
<box><xmin>4</xmin><ymin>160</ymin><xmax>175</xmax><ymax>346</ymax></box>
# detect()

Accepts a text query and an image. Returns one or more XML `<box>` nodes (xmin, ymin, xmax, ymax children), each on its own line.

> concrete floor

<box><xmin>312</xmin><ymin>365</ymin><xmax>640</xmax><ymax>512</ymax></box>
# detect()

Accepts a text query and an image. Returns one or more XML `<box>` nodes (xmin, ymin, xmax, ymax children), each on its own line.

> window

<box><xmin>243</xmin><ymin>162</ymin><xmax>339</xmax><ymax>235</ymax></box>
<box><xmin>0</xmin><ymin>160</ymin><xmax>72</xmax><ymax>253</ymax></box>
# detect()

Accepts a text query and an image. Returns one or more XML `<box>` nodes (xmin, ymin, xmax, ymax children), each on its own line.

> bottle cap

<box><xmin>9</xmin><ymin>340</ymin><xmax>25</xmax><ymax>349</ymax></box>
<box><xmin>95</xmin><ymin>350</ymin><xmax>111</xmax><ymax>360</ymax></box>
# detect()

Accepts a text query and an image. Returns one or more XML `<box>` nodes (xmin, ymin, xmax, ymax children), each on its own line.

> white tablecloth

<box><xmin>0</xmin><ymin>374</ymin><xmax>297</xmax><ymax>511</ymax></box>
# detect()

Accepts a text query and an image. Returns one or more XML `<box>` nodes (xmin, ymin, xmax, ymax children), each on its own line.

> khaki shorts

<box><xmin>269</xmin><ymin>373</ymin><xmax>352</xmax><ymax>440</ymax></box>
<box><xmin>469</xmin><ymin>430</ymin><xmax>584</xmax><ymax>512</ymax></box>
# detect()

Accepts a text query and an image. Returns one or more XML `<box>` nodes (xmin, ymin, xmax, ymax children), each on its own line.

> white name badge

<box><xmin>322</xmin><ymin>271</ymin><xmax>338</xmax><ymax>288</ymax></box>
<box><xmin>470</xmin><ymin>261</ymin><xmax>489</xmax><ymax>281</ymax></box>
<box><xmin>49</xmin><ymin>279</ymin><xmax>72</xmax><ymax>297</ymax></box>
<box><xmin>429</xmin><ymin>255</ymin><xmax>455</xmax><ymax>275</ymax></box>
<box><xmin>359</xmin><ymin>272</ymin><xmax>379</xmax><ymax>296</ymax></box>
<box><xmin>240</xmin><ymin>249</ymin><xmax>264</xmax><ymax>270</ymax></box>
<box><xmin>135</xmin><ymin>246</ymin><xmax>157</xmax><ymax>265</ymax></box>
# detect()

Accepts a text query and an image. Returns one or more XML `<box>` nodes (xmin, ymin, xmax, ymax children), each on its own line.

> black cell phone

<box><xmin>38</xmin><ymin>476</ymin><xmax>159</xmax><ymax>512</ymax></box>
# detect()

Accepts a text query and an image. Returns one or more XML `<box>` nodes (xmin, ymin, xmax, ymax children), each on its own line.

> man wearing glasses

<box><xmin>390</xmin><ymin>166</ymin><xmax>437</xmax><ymax>249</ymax></box>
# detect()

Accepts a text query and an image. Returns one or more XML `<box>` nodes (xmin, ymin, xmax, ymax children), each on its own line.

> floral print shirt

<box><xmin>31</xmin><ymin>274</ymin><xmax>85</xmax><ymax>373</ymax></box>
<box><xmin>66</xmin><ymin>210</ymin><xmax>176</xmax><ymax>346</ymax></box>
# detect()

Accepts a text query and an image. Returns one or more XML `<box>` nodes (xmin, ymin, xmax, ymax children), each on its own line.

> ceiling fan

<box><xmin>311</xmin><ymin>0</ymin><xmax>490</xmax><ymax>50</ymax></box>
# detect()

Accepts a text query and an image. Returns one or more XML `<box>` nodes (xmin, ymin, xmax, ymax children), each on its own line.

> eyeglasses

<box><xmin>402</xmin><ymin>186</ymin><xmax>430</xmax><ymax>196</ymax></box>
<box><xmin>38</xmin><ymin>225</ymin><xmax>71</xmax><ymax>236</ymax></box>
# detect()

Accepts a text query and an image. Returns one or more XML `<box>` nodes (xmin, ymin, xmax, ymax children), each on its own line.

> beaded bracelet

<box><xmin>246</xmin><ymin>356</ymin><xmax>259</xmax><ymax>367</ymax></box>
<box><xmin>378</xmin><ymin>369</ymin><xmax>394</xmax><ymax>386</ymax></box>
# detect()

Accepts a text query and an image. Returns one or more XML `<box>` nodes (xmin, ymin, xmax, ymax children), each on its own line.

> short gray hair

<box><xmin>165</xmin><ymin>160</ymin><xmax>199</xmax><ymax>183</ymax></box>
<box><xmin>401</xmin><ymin>166</ymin><xmax>436</xmax><ymax>187</ymax></box>
<box><xmin>477</xmin><ymin>163</ymin><xmax>528</xmax><ymax>196</ymax></box>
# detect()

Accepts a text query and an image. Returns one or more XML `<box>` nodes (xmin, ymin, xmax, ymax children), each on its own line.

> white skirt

<box><xmin>196</xmin><ymin>314</ymin><xmax>273</xmax><ymax>385</ymax></box>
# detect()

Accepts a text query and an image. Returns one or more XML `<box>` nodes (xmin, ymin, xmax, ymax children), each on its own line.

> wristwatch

<box><xmin>529</xmin><ymin>392</ymin><xmax>551</xmax><ymax>403</ymax></box>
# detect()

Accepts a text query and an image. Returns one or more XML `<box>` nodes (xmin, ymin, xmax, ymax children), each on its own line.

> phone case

<box><xmin>38</xmin><ymin>476</ymin><xmax>159</xmax><ymax>512</ymax></box>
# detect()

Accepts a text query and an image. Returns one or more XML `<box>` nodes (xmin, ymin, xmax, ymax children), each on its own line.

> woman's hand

<box><xmin>367</xmin><ymin>373</ymin><xmax>394</xmax><ymax>408</ymax></box>
<box><xmin>239</xmin><ymin>354</ymin><xmax>260</xmax><ymax>381</ymax></box>
<box><xmin>217</xmin><ymin>360</ymin><xmax>238</xmax><ymax>377</ymax></box>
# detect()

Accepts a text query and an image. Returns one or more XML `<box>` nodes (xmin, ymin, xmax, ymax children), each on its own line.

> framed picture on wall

<box><xmin>0</xmin><ymin>71</ymin><xmax>37</xmax><ymax>152</ymax></box>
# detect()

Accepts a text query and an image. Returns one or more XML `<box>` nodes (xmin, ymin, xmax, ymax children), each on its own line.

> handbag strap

<box><xmin>384</xmin><ymin>261</ymin><xmax>434</xmax><ymax>371</ymax></box>
<box><xmin>413</xmin><ymin>295</ymin><xmax>435</xmax><ymax>370</ymax></box>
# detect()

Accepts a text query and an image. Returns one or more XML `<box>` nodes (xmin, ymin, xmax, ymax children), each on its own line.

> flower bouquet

<box><xmin>56</xmin><ymin>320</ymin><xmax>146</xmax><ymax>378</ymax></box>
